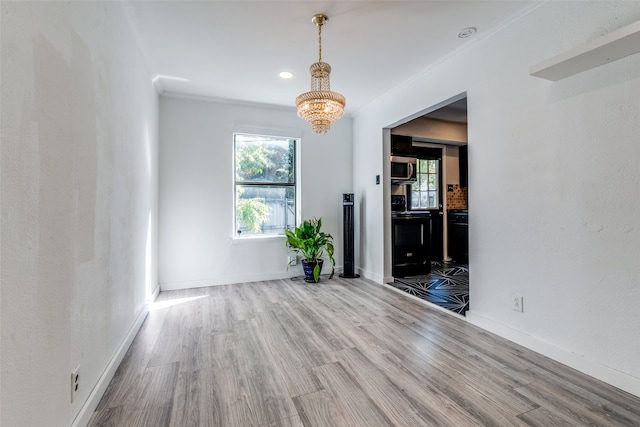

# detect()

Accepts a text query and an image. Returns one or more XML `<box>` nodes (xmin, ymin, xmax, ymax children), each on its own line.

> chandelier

<box><xmin>296</xmin><ymin>14</ymin><xmax>346</xmax><ymax>135</ymax></box>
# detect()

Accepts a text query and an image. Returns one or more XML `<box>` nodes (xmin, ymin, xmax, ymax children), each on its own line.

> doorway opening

<box><xmin>386</xmin><ymin>95</ymin><xmax>469</xmax><ymax>316</ymax></box>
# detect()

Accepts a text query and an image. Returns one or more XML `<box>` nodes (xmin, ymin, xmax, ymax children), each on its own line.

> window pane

<box><xmin>411</xmin><ymin>192</ymin><xmax>420</xmax><ymax>208</ymax></box>
<box><xmin>428</xmin><ymin>192</ymin><xmax>436</xmax><ymax>207</ymax></box>
<box><xmin>420</xmin><ymin>192</ymin><xmax>429</xmax><ymax>207</ymax></box>
<box><xmin>236</xmin><ymin>185</ymin><xmax>295</xmax><ymax>236</ymax></box>
<box><xmin>428</xmin><ymin>160</ymin><xmax>437</xmax><ymax>174</ymax></box>
<box><xmin>235</xmin><ymin>134</ymin><xmax>294</xmax><ymax>183</ymax></box>
<box><xmin>419</xmin><ymin>174</ymin><xmax>429</xmax><ymax>191</ymax></box>
<box><xmin>428</xmin><ymin>174</ymin><xmax>437</xmax><ymax>190</ymax></box>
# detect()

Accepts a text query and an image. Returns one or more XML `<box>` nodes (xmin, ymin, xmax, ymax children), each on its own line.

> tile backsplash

<box><xmin>447</xmin><ymin>184</ymin><xmax>467</xmax><ymax>209</ymax></box>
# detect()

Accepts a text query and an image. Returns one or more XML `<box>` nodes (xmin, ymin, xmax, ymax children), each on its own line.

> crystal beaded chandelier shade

<box><xmin>296</xmin><ymin>14</ymin><xmax>346</xmax><ymax>135</ymax></box>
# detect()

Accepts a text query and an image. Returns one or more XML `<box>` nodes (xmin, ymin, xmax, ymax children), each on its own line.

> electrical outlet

<box><xmin>512</xmin><ymin>296</ymin><xmax>524</xmax><ymax>312</ymax></box>
<box><xmin>71</xmin><ymin>365</ymin><xmax>80</xmax><ymax>403</ymax></box>
<box><xmin>288</xmin><ymin>255</ymin><xmax>297</xmax><ymax>266</ymax></box>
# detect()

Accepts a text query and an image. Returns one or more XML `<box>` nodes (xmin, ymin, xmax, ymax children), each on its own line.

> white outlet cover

<box><xmin>71</xmin><ymin>365</ymin><xmax>80</xmax><ymax>403</ymax></box>
<box><xmin>512</xmin><ymin>296</ymin><xmax>524</xmax><ymax>312</ymax></box>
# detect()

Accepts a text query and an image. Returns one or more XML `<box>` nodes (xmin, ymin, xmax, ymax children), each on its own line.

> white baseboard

<box><xmin>357</xmin><ymin>267</ymin><xmax>384</xmax><ymax>284</ymax></box>
<box><xmin>466</xmin><ymin>311</ymin><xmax>640</xmax><ymax>398</ymax></box>
<box><xmin>162</xmin><ymin>266</ymin><xmax>382</xmax><ymax>292</ymax></box>
<box><xmin>160</xmin><ymin>271</ymin><xmax>300</xmax><ymax>291</ymax></box>
<box><xmin>149</xmin><ymin>283</ymin><xmax>161</xmax><ymax>302</ymax></box>
<box><xmin>71</xmin><ymin>306</ymin><xmax>149</xmax><ymax>427</ymax></box>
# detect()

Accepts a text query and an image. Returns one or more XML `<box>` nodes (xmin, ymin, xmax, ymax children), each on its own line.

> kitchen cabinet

<box><xmin>391</xmin><ymin>135</ymin><xmax>413</xmax><ymax>156</ymax></box>
<box><xmin>448</xmin><ymin>210</ymin><xmax>468</xmax><ymax>263</ymax></box>
<box><xmin>429</xmin><ymin>213</ymin><xmax>443</xmax><ymax>261</ymax></box>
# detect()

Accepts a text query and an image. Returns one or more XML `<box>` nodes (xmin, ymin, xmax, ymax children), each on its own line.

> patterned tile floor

<box><xmin>388</xmin><ymin>261</ymin><xmax>469</xmax><ymax>315</ymax></box>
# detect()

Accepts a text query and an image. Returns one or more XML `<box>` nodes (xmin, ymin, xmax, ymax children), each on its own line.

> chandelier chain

<box><xmin>317</xmin><ymin>22</ymin><xmax>322</xmax><ymax>62</ymax></box>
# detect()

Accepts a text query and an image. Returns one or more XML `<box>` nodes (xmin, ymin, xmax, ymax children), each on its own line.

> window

<box><xmin>411</xmin><ymin>158</ymin><xmax>439</xmax><ymax>209</ymax></box>
<box><xmin>234</xmin><ymin>133</ymin><xmax>297</xmax><ymax>237</ymax></box>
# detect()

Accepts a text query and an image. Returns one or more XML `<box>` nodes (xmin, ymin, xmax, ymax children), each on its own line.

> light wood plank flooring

<box><xmin>88</xmin><ymin>276</ymin><xmax>640</xmax><ymax>426</ymax></box>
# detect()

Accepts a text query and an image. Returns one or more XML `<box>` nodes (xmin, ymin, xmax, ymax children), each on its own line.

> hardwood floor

<box><xmin>88</xmin><ymin>276</ymin><xmax>640</xmax><ymax>426</ymax></box>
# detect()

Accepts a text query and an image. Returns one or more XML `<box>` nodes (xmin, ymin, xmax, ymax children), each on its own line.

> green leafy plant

<box><xmin>285</xmin><ymin>217</ymin><xmax>335</xmax><ymax>282</ymax></box>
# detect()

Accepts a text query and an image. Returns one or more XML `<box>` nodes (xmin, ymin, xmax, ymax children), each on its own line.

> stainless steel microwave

<box><xmin>390</xmin><ymin>155</ymin><xmax>417</xmax><ymax>183</ymax></box>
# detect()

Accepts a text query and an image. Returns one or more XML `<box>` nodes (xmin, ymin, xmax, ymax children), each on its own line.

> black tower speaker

<box><xmin>339</xmin><ymin>193</ymin><xmax>360</xmax><ymax>278</ymax></box>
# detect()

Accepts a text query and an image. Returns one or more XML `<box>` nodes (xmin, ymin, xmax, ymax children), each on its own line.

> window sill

<box><xmin>231</xmin><ymin>235</ymin><xmax>286</xmax><ymax>245</ymax></box>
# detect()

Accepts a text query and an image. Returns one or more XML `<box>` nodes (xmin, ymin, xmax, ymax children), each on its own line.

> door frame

<box><xmin>383</xmin><ymin>92</ymin><xmax>467</xmax><ymax>283</ymax></box>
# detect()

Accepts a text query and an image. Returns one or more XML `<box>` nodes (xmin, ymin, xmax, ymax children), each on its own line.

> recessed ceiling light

<box><xmin>279</xmin><ymin>71</ymin><xmax>294</xmax><ymax>79</ymax></box>
<box><xmin>457</xmin><ymin>27</ymin><xmax>477</xmax><ymax>39</ymax></box>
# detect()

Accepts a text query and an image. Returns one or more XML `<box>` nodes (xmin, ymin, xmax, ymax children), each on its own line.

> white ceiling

<box><xmin>127</xmin><ymin>1</ymin><xmax>538</xmax><ymax>114</ymax></box>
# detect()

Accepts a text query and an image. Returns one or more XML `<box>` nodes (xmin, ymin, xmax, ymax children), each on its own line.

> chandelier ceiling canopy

<box><xmin>296</xmin><ymin>14</ymin><xmax>346</xmax><ymax>135</ymax></box>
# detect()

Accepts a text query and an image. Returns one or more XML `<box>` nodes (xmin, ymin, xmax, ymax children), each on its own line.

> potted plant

<box><xmin>285</xmin><ymin>217</ymin><xmax>335</xmax><ymax>282</ymax></box>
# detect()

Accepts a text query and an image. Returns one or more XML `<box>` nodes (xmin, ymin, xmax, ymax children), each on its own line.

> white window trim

<box><xmin>232</xmin><ymin>131</ymin><xmax>301</xmax><ymax>240</ymax></box>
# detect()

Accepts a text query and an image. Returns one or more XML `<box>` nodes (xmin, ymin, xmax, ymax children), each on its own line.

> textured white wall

<box><xmin>1</xmin><ymin>2</ymin><xmax>158</xmax><ymax>425</ymax></box>
<box><xmin>159</xmin><ymin>96</ymin><xmax>353</xmax><ymax>289</ymax></box>
<box><xmin>353</xmin><ymin>2</ymin><xmax>640</xmax><ymax>395</ymax></box>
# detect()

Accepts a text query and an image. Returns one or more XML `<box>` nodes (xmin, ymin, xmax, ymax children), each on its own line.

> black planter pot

<box><xmin>301</xmin><ymin>259</ymin><xmax>324</xmax><ymax>283</ymax></box>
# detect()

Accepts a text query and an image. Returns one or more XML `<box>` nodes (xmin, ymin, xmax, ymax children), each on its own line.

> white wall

<box><xmin>159</xmin><ymin>96</ymin><xmax>353</xmax><ymax>289</ymax></box>
<box><xmin>353</xmin><ymin>2</ymin><xmax>640</xmax><ymax>396</ymax></box>
<box><xmin>1</xmin><ymin>2</ymin><xmax>158</xmax><ymax>426</ymax></box>
<box><xmin>444</xmin><ymin>146</ymin><xmax>461</xmax><ymax>187</ymax></box>
<box><xmin>393</xmin><ymin>117</ymin><xmax>468</xmax><ymax>143</ymax></box>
